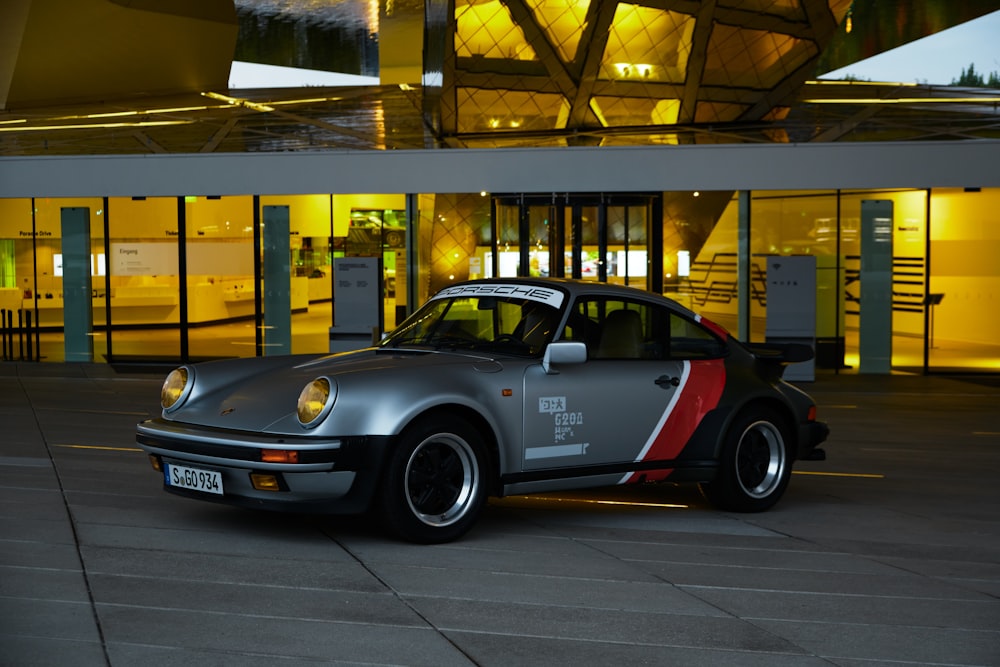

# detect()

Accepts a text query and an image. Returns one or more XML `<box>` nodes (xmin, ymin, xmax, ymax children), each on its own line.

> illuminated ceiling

<box><xmin>426</xmin><ymin>0</ymin><xmax>854</xmax><ymax>146</ymax></box>
<box><xmin>2</xmin><ymin>80</ymin><xmax>998</xmax><ymax>155</ymax></box>
<box><xmin>1</xmin><ymin>0</ymin><xmax>999</xmax><ymax>155</ymax></box>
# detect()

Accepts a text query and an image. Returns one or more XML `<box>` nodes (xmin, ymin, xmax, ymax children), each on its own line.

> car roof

<box><xmin>443</xmin><ymin>277</ymin><xmax>698</xmax><ymax>317</ymax></box>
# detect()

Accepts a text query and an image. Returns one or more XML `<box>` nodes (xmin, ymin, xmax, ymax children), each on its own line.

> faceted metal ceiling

<box><xmin>2</xmin><ymin>80</ymin><xmax>998</xmax><ymax>156</ymax></box>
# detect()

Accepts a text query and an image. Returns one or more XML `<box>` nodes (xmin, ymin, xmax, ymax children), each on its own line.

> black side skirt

<box><xmin>500</xmin><ymin>458</ymin><xmax>717</xmax><ymax>485</ymax></box>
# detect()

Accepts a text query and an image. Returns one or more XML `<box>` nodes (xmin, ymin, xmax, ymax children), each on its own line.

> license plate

<box><xmin>164</xmin><ymin>463</ymin><xmax>224</xmax><ymax>495</ymax></box>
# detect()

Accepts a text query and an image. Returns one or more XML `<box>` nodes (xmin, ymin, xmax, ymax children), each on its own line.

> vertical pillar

<box><xmin>404</xmin><ymin>192</ymin><xmax>419</xmax><ymax>318</ymax></box>
<box><xmin>860</xmin><ymin>199</ymin><xmax>894</xmax><ymax>374</ymax></box>
<box><xmin>61</xmin><ymin>207</ymin><xmax>93</xmax><ymax>362</ymax></box>
<box><xmin>262</xmin><ymin>205</ymin><xmax>291</xmax><ymax>356</ymax></box>
<box><xmin>649</xmin><ymin>195</ymin><xmax>663</xmax><ymax>294</ymax></box>
<box><xmin>737</xmin><ymin>191</ymin><xmax>751</xmax><ymax>342</ymax></box>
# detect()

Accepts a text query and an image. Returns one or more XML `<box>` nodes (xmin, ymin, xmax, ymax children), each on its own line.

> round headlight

<box><xmin>297</xmin><ymin>377</ymin><xmax>335</xmax><ymax>427</ymax></box>
<box><xmin>161</xmin><ymin>367</ymin><xmax>193</xmax><ymax>412</ymax></box>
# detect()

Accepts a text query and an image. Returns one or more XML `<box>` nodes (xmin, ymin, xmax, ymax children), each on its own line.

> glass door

<box><xmin>106</xmin><ymin>196</ymin><xmax>181</xmax><ymax>363</ymax></box>
<box><xmin>495</xmin><ymin>198</ymin><xmax>553</xmax><ymax>277</ymax></box>
<box><xmin>185</xmin><ymin>195</ymin><xmax>256</xmax><ymax>360</ymax></box>
<box><xmin>928</xmin><ymin>187</ymin><xmax>1000</xmax><ymax>372</ymax></box>
<box><xmin>607</xmin><ymin>203</ymin><xmax>649</xmax><ymax>289</ymax></box>
<box><xmin>496</xmin><ymin>194</ymin><xmax>655</xmax><ymax>287</ymax></box>
<box><xmin>564</xmin><ymin>203</ymin><xmax>601</xmax><ymax>281</ymax></box>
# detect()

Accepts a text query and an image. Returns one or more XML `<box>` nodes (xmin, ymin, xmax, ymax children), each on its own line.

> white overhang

<box><xmin>1</xmin><ymin>141</ymin><xmax>998</xmax><ymax>198</ymax></box>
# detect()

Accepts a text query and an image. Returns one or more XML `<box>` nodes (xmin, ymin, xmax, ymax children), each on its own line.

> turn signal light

<box><xmin>250</xmin><ymin>473</ymin><xmax>282</xmax><ymax>491</ymax></box>
<box><xmin>148</xmin><ymin>455</ymin><xmax>162</xmax><ymax>472</ymax></box>
<box><xmin>261</xmin><ymin>449</ymin><xmax>299</xmax><ymax>463</ymax></box>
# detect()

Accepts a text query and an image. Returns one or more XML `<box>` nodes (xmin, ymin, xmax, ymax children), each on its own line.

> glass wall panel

<box><xmin>927</xmin><ymin>188</ymin><xmax>1000</xmax><ymax>371</ymax></box>
<box><xmin>106</xmin><ymin>196</ymin><xmax>180</xmax><ymax>362</ymax></box>
<box><xmin>184</xmin><ymin>196</ymin><xmax>256</xmax><ymax>360</ymax></box>
<box><xmin>29</xmin><ymin>197</ymin><xmax>106</xmax><ymax>362</ymax></box>
<box><xmin>335</xmin><ymin>194</ymin><xmax>409</xmax><ymax>331</ymax></box>
<box><xmin>0</xmin><ymin>198</ymin><xmax>38</xmax><ymax>361</ymax></box>
<box><xmin>262</xmin><ymin>195</ymin><xmax>334</xmax><ymax>354</ymax></box>
<box><xmin>751</xmin><ymin>191</ymin><xmax>841</xmax><ymax>366</ymax></box>
<box><xmin>682</xmin><ymin>193</ymin><xmax>740</xmax><ymax>334</ymax></box>
<box><xmin>839</xmin><ymin>189</ymin><xmax>927</xmax><ymax>372</ymax></box>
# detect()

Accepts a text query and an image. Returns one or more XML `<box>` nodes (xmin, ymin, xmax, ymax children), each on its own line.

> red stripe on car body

<box><xmin>621</xmin><ymin>358</ymin><xmax>726</xmax><ymax>483</ymax></box>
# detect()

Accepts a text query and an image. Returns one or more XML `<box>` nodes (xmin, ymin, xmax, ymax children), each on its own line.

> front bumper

<box><xmin>136</xmin><ymin>418</ymin><xmax>391</xmax><ymax>514</ymax></box>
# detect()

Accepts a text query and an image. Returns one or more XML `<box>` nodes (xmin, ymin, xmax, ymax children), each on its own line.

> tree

<box><xmin>952</xmin><ymin>62</ymin><xmax>1000</xmax><ymax>88</ymax></box>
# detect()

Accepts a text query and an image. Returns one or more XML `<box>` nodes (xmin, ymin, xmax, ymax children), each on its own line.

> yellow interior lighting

<box><xmin>802</xmin><ymin>96</ymin><xmax>1000</xmax><ymax>104</ymax></box>
<box><xmin>268</xmin><ymin>96</ymin><xmax>345</xmax><ymax>107</ymax></box>
<box><xmin>455</xmin><ymin>0</ymin><xmax>537</xmax><ymax>61</ymax></box>
<box><xmin>0</xmin><ymin>120</ymin><xmax>192</xmax><ymax>133</ymax></box>
<box><xmin>202</xmin><ymin>91</ymin><xmax>276</xmax><ymax>113</ymax></box>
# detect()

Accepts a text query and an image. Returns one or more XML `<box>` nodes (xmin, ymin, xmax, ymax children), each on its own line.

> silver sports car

<box><xmin>137</xmin><ymin>278</ymin><xmax>829</xmax><ymax>543</ymax></box>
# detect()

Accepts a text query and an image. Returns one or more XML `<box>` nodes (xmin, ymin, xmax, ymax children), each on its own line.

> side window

<box><xmin>669</xmin><ymin>313</ymin><xmax>726</xmax><ymax>359</ymax></box>
<box><xmin>563</xmin><ymin>298</ymin><xmax>669</xmax><ymax>360</ymax></box>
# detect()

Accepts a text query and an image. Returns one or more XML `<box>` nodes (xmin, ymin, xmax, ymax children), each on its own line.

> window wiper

<box><xmin>428</xmin><ymin>335</ymin><xmax>482</xmax><ymax>350</ymax></box>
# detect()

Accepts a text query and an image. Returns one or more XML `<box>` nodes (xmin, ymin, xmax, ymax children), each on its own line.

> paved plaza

<box><xmin>2</xmin><ymin>362</ymin><xmax>999</xmax><ymax>666</ymax></box>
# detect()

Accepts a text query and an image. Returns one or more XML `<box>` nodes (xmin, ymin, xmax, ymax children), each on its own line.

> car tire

<box><xmin>700</xmin><ymin>407</ymin><xmax>791</xmax><ymax>513</ymax></box>
<box><xmin>379</xmin><ymin>415</ymin><xmax>487</xmax><ymax>543</ymax></box>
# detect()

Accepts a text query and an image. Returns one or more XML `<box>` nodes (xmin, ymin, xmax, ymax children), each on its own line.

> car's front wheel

<box><xmin>379</xmin><ymin>415</ymin><xmax>487</xmax><ymax>543</ymax></box>
<box><xmin>700</xmin><ymin>407</ymin><xmax>791</xmax><ymax>512</ymax></box>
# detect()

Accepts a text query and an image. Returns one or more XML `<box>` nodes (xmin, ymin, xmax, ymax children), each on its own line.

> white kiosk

<box><xmin>329</xmin><ymin>257</ymin><xmax>383</xmax><ymax>353</ymax></box>
<box><xmin>765</xmin><ymin>255</ymin><xmax>816</xmax><ymax>381</ymax></box>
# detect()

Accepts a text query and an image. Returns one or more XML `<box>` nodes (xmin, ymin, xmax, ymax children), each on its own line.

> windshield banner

<box><xmin>433</xmin><ymin>283</ymin><xmax>564</xmax><ymax>308</ymax></box>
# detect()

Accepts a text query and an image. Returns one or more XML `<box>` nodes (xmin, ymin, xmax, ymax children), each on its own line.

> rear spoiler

<box><xmin>745</xmin><ymin>342</ymin><xmax>814</xmax><ymax>364</ymax></box>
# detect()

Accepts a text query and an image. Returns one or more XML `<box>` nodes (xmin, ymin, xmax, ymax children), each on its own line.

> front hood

<box><xmin>166</xmin><ymin>348</ymin><xmax>507</xmax><ymax>432</ymax></box>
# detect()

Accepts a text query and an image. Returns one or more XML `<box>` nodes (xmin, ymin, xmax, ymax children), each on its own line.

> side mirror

<box><xmin>542</xmin><ymin>341</ymin><xmax>587</xmax><ymax>374</ymax></box>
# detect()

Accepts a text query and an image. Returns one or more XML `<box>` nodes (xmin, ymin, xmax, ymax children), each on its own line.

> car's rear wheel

<box><xmin>379</xmin><ymin>415</ymin><xmax>487</xmax><ymax>543</ymax></box>
<box><xmin>700</xmin><ymin>407</ymin><xmax>791</xmax><ymax>512</ymax></box>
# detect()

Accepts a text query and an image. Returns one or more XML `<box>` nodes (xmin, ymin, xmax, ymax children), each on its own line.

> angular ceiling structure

<box><xmin>1</xmin><ymin>0</ymin><xmax>999</xmax><ymax>155</ymax></box>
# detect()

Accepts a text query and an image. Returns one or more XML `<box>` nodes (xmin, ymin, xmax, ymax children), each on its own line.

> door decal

<box><xmin>619</xmin><ymin>358</ymin><xmax>726</xmax><ymax>483</ymax></box>
<box><xmin>526</xmin><ymin>395</ymin><xmax>589</xmax><ymax>460</ymax></box>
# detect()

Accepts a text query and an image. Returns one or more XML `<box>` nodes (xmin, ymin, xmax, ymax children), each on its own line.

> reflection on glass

<box><xmin>107</xmin><ymin>196</ymin><xmax>180</xmax><ymax>362</ymax></box>
<box><xmin>186</xmin><ymin>196</ymin><xmax>256</xmax><ymax>359</ymax></box>
<box><xmin>928</xmin><ymin>188</ymin><xmax>1000</xmax><ymax>371</ymax></box>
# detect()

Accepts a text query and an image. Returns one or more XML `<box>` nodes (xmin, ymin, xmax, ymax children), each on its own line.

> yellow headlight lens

<box><xmin>161</xmin><ymin>367</ymin><xmax>190</xmax><ymax>411</ymax></box>
<box><xmin>297</xmin><ymin>377</ymin><xmax>333</xmax><ymax>426</ymax></box>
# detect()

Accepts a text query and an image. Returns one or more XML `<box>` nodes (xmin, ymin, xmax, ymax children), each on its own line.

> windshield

<box><xmin>380</xmin><ymin>290</ymin><xmax>563</xmax><ymax>356</ymax></box>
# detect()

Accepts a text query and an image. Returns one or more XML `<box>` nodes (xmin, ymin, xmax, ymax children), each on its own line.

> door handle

<box><xmin>655</xmin><ymin>375</ymin><xmax>680</xmax><ymax>388</ymax></box>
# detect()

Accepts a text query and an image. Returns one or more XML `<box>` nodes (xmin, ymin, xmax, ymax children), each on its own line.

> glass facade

<box><xmin>3</xmin><ymin>1</ymin><xmax>998</xmax><ymax>378</ymax></box>
<box><xmin>2</xmin><ymin>187</ymin><xmax>999</xmax><ymax>372</ymax></box>
<box><xmin>0</xmin><ymin>193</ymin><xmax>408</xmax><ymax>365</ymax></box>
<box><xmin>676</xmin><ymin>188</ymin><xmax>1000</xmax><ymax>373</ymax></box>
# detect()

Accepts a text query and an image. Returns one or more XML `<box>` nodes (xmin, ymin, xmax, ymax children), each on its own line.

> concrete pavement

<box><xmin>2</xmin><ymin>362</ymin><xmax>999</xmax><ymax>666</ymax></box>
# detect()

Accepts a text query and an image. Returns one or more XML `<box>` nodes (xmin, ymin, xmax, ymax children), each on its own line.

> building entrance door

<box><xmin>493</xmin><ymin>193</ymin><xmax>661</xmax><ymax>292</ymax></box>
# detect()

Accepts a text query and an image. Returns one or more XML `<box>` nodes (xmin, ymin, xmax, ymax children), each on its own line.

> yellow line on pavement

<box><xmin>37</xmin><ymin>407</ymin><xmax>150</xmax><ymax>417</ymax></box>
<box><xmin>793</xmin><ymin>470</ymin><xmax>884</xmax><ymax>479</ymax></box>
<box><xmin>54</xmin><ymin>444</ymin><xmax>143</xmax><ymax>452</ymax></box>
